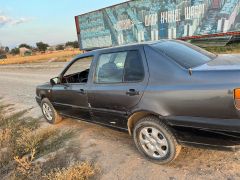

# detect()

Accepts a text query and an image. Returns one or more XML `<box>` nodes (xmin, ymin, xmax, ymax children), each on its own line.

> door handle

<box><xmin>78</xmin><ymin>89</ymin><xmax>85</xmax><ymax>94</ymax></box>
<box><xmin>126</xmin><ymin>89</ymin><xmax>140</xmax><ymax>96</ymax></box>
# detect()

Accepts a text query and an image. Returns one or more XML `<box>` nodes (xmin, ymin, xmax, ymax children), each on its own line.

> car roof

<box><xmin>74</xmin><ymin>39</ymin><xmax>178</xmax><ymax>59</ymax></box>
<box><xmin>94</xmin><ymin>39</ymin><xmax>176</xmax><ymax>51</ymax></box>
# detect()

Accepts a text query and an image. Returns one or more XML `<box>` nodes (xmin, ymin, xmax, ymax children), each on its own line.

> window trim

<box><xmin>93</xmin><ymin>50</ymin><xmax>145</xmax><ymax>84</ymax></box>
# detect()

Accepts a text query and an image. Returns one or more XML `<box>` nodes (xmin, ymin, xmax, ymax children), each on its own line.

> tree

<box><xmin>5</xmin><ymin>46</ymin><xmax>9</xmax><ymax>53</ymax></box>
<box><xmin>19</xmin><ymin>44</ymin><xmax>31</xmax><ymax>49</ymax></box>
<box><xmin>65</xmin><ymin>41</ymin><xmax>79</xmax><ymax>48</ymax></box>
<box><xmin>56</xmin><ymin>44</ymin><xmax>64</xmax><ymax>50</ymax></box>
<box><xmin>10</xmin><ymin>48</ymin><xmax>20</xmax><ymax>55</ymax></box>
<box><xmin>36</xmin><ymin>42</ymin><xmax>49</xmax><ymax>52</ymax></box>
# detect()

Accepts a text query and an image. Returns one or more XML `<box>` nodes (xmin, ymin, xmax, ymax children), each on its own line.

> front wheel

<box><xmin>133</xmin><ymin>116</ymin><xmax>181</xmax><ymax>164</ymax></box>
<box><xmin>41</xmin><ymin>98</ymin><xmax>62</xmax><ymax>124</ymax></box>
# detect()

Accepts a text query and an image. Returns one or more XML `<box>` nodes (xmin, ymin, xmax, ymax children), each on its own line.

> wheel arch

<box><xmin>127</xmin><ymin>110</ymin><xmax>164</xmax><ymax>136</ymax></box>
<box><xmin>39</xmin><ymin>89</ymin><xmax>51</xmax><ymax>101</ymax></box>
<box><xmin>40</xmin><ymin>94</ymin><xmax>46</xmax><ymax>100</ymax></box>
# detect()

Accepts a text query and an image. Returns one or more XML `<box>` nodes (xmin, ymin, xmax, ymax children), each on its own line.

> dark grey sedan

<box><xmin>36</xmin><ymin>40</ymin><xmax>240</xmax><ymax>164</ymax></box>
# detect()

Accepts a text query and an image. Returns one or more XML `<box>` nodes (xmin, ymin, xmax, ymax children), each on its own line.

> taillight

<box><xmin>234</xmin><ymin>89</ymin><xmax>240</xmax><ymax>99</ymax></box>
<box><xmin>234</xmin><ymin>89</ymin><xmax>240</xmax><ymax>109</ymax></box>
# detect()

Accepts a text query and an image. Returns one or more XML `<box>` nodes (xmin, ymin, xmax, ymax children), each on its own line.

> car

<box><xmin>36</xmin><ymin>40</ymin><xmax>240</xmax><ymax>164</ymax></box>
<box><xmin>0</xmin><ymin>54</ymin><xmax>7</xmax><ymax>60</ymax></box>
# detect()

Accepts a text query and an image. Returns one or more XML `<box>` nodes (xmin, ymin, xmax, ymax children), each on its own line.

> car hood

<box><xmin>193</xmin><ymin>54</ymin><xmax>240</xmax><ymax>71</ymax></box>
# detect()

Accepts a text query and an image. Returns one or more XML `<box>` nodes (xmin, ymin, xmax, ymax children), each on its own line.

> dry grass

<box><xmin>1</xmin><ymin>50</ymin><xmax>82</xmax><ymax>65</ymax></box>
<box><xmin>45</xmin><ymin>162</ymin><xmax>96</xmax><ymax>180</ymax></box>
<box><xmin>13</xmin><ymin>149</ymin><xmax>42</xmax><ymax>180</ymax></box>
<box><xmin>203</xmin><ymin>43</ymin><xmax>240</xmax><ymax>54</ymax></box>
<box><xmin>0</xmin><ymin>103</ymin><xmax>97</xmax><ymax>180</ymax></box>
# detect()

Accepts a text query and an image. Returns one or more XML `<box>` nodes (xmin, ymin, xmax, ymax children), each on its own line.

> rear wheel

<box><xmin>41</xmin><ymin>98</ymin><xmax>62</xmax><ymax>124</ymax></box>
<box><xmin>133</xmin><ymin>116</ymin><xmax>181</xmax><ymax>164</ymax></box>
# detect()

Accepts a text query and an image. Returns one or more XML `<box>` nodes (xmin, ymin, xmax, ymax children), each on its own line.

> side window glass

<box><xmin>62</xmin><ymin>56</ymin><xmax>93</xmax><ymax>84</ymax></box>
<box><xmin>124</xmin><ymin>51</ymin><xmax>144</xmax><ymax>82</ymax></box>
<box><xmin>95</xmin><ymin>52</ymin><xmax>127</xmax><ymax>83</ymax></box>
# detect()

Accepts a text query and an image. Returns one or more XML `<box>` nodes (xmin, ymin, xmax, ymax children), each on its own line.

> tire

<box><xmin>133</xmin><ymin>116</ymin><xmax>181</xmax><ymax>164</ymax></box>
<box><xmin>41</xmin><ymin>98</ymin><xmax>62</xmax><ymax>124</ymax></box>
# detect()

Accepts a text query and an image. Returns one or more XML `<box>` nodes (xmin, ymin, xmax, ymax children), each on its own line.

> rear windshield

<box><xmin>151</xmin><ymin>41</ymin><xmax>216</xmax><ymax>69</ymax></box>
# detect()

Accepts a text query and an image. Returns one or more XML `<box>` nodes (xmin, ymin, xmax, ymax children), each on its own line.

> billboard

<box><xmin>75</xmin><ymin>0</ymin><xmax>240</xmax><ymax>50</ymax></box>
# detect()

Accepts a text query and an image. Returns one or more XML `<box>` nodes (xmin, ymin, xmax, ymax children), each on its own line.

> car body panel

<box><xmin>139</xmin><ymin>45</ymin><xmax>240</xmax><ymax>120</ymax></box>
<box><xmin>86</xmin><ymin>46</ymin><xmax>149</xmax><ymax>128</ymax></box>
<box><xmin>51</xmin><ymin>83</ymin><xmax>90</xmax><ymax>120</ymax></box>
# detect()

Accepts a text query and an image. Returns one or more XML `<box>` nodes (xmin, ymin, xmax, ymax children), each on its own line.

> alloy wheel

<box><xmin>42</xmin><ymin>103</ymin><xmax>53</xmax><ymax>121</ymax></box>
<box><xmin>139</xmin><ymin>127</ymin><xmax>169</xmax><ymax>158</ymax></box>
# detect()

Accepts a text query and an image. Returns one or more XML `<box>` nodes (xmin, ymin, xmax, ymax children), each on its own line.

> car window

<box><xmin>151</xmin><ymin>41</ymin><xmax>217</xmax><ymax>69</ymax></box>
<box><xmin>64</xmin><ymin>56</ymin><xmax>92</xmax><ymax>76</ymax></box>
<box><xmin>95</xmin><ymin>50</ymin><xmax>144</xmax><ymax>83</ymax></box>
<box><xmin>124</xmin><ymin>51</ymin><xmax>144</xmax><ymax>82</ymax></box>
<box><xmin>95</xmin><ymin>52</ymin><xmax>127</xmax><ymax>83</ymax></box>
<box><xmin>62</xmin><ymin>56</ymin><xmax>93</xmax><ymax>84</ymax></box>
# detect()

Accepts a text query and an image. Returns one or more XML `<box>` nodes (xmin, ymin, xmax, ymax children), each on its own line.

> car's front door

<box><xmin>51</xmin><ymin>56</ymin><xmax>93</xmax><ymax>120</ymax></box>
<box><xmin>87</xmin><ymin>47</ymin><xmax>149</xmax><ymax>129</ymax></box>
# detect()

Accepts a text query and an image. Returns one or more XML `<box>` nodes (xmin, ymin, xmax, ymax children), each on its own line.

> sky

<box><xmin>0</xmin><ymin>0</ymin><xmax>124</xmax><ymax>48</ymax></box>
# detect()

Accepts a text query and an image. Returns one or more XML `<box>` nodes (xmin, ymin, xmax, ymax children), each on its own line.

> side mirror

<box><xmin>50</xmin><ymin>77</ymin><xmax>60</xmax><ymax>86</ymax></box>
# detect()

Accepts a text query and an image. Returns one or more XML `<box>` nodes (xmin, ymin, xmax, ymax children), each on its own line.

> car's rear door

<box><xmin>87</xmin><ymin>46</ymin><xmax>149</xmax><ymax>129</ymax></box>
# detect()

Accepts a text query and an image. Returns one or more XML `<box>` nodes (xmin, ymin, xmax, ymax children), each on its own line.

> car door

<box><xmin>87</xmin><ymin>46</ymin><xmax>149</xmax><ymax>128</ymax></box>
<box><xmin>51</xmin><ymin>56</ymin><xmax>93</xmax><ymax>120</ymax></box>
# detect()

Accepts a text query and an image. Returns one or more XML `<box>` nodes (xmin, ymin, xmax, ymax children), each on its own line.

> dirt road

<box><xmin>0</xmin><ymin>61</ymin><xmax>240</xmax><ymax>180</ymax></box>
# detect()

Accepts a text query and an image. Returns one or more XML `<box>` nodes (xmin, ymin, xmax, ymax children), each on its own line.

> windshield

<box><xmin>151</xmin><ymin>41</ymin><xmax>217</xmax><ymax>69</ymax></box>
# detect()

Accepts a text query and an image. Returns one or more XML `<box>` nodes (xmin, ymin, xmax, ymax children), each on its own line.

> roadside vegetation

<box><xmin>0</xmin><ymin>50</ymin><xmax>81</xmax><ymax>65</ymax></box>
<box><xmin>203</xmin><ymin>43</ymin><xmax>240</xmax><ymax>54</ymax></box>
<box><xmin>0</xmin><ymin>41</ymin><xmax>82</xmax><ymax>65</ymax></box>
<box><xmin>0</xmin><ymin>102</ymin><xmax>97</xmax><ymax>180</ymax></box>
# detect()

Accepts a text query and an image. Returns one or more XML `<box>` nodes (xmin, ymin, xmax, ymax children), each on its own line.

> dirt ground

<box><xmin>0</xmin><ymin>60</ymin><xmax>240</xmax><ymax>180</ymax></box>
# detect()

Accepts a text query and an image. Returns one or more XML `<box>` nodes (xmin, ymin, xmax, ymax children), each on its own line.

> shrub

<box><xmin>0</xmin><ymin>103</ymin><xmax>97</xmax><ymax>180</ymax></box>
<box><xmin>45</xmin><ymin>162</ymin><xmax>96</xmax><ymax>180</ymax></box>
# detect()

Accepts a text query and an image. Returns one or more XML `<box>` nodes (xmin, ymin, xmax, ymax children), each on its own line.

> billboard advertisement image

<box><xmin>75</xmin><ymin>0</ymin><xmax>240</xmax><ymax>50</ymax></box>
